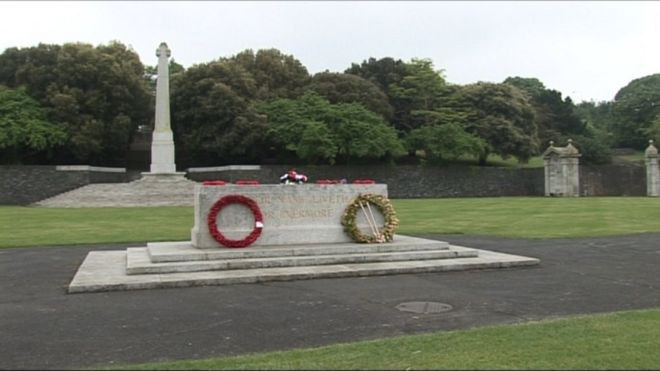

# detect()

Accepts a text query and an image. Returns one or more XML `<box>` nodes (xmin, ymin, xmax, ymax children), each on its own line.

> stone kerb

<box><xmin>191</xmin><ymin>184</ymin><xmax>387</xmax><ymax>249</ymax></box>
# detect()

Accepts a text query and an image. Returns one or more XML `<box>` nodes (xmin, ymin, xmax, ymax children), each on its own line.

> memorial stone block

<box><xmin>191</xmin><ymin>184</ymin><xmax>388</xmax><ymax>248</ymax></box>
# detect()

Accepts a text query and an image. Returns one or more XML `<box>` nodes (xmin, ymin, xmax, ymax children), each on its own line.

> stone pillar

<box><xmin>645</xmin><ymin>140</ymin><xmax>659</xmax><ymax>196</ymax></box>
<box><xmin>543</xmin><ymin>141</ymin><xmax>556</xmax><ymax>196</ymax></box>
<box><xmin>561</xmin><ymin>140</ymin><xmax>580</xmax><ymax>197</ymax></box>
<box><xmin>542</xmin><ymin>139</ymin><xmax>581</xmax><ymax>197</ymax></box>
<box><xmin>149</xmin><ymin>42</ymin><xmax>177</xmax><ymax>174</ymax></box>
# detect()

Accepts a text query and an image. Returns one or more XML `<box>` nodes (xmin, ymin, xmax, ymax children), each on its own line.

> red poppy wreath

<box><xmin>207</xmin><ymin>194</ymin><xmax>264</xmax><ymax>248</ymax></box>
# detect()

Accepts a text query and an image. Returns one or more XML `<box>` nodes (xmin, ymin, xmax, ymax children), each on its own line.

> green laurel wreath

<box><xmin>341</xmin><ymin>193</ymin><xmax>399</xmax><ymax>243</ymax></box>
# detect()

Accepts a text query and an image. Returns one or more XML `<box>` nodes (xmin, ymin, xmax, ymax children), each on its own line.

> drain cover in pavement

<box><xmin>396</xmin><ymin>301</ymin><xmax>453</xmax><ymax>314</ymax></box>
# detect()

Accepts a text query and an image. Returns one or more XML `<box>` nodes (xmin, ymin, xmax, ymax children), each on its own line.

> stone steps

<box><xmin>68</xmin><ymin>235</ymin><xmax>540</xmax><ymax>293</ymax></box>
<box><xmin>147</xmin><ymin>235</ymin><xmax>450</xmax><ymax>262</ymax></box>
<box><xmin>33</xmin><ymin>176</ymin><xmax>197</xmax><ymax>207</ymax></box>
<box><xmin>126</xmin><ymin>247</ymin><xmax>478</xmax><ymax>275</ymax></box>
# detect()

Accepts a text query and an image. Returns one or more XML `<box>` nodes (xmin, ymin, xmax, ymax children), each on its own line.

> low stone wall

<box><xmin>0</xmin><ymin>165</ymin><xmax>127</xmax><ymax>205</ymax></box>
<box><xmin>188</xmin><ymin>165</ymin><xmax>545</xmax><ymax>198</ymax></box>
<box><xmin>188</xmin><ymin>164</ymin><xmax>647</xmax><ymax>198</ymax></box>
<box><xmin>579</xmin><ymin>164</ymin><xmax>645</xmax><ymax>196</ymax></box>
<box><xmin>0</xmin><ymin>163</ymin><xmax>648</xmax><ymax>205</ymax></box>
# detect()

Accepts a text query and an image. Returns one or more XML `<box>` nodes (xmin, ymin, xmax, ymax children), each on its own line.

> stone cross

<box><xmin>154</xmin><ymin>42</ymin><xmax>171</xmax><ymax>133</ymax></box>
<box><xmin>149</xmin><ymin>42</ymin><xmax>177</xmax><ymax>174</ymax></box>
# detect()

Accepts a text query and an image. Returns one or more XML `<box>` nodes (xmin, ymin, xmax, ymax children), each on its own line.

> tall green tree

<box><xmin>305</xmin><ymin>72</ymin><xmax>393</xmax><ymax>120</ymax></box>
<box><xmin>460</xmin><ymin>82</ymin><xmax>539</xmax><ymax>164</ymax></box>
<box><xmin>223</xmin><ymin>48</ymin><xmax>310</xmax><ymax>100</ymax></box>
<box><xmin>389</xmin><ymin>58</ymin><xmax>452</xmax><ymax>129</ymax></box>
<box><xmin>0</xmin><ymin>41</ymin><xmax>151</xmax><ymax>165</ymax></box>
<box><xmin>169</xmin><ymin>60</ymin><xmax>267</xmax><ymax>166</ymax></box>
<box><xmin>406</xmin><ymin>123</ymin><xmax>485</xmax><ymax>163</ymax></box>
<box><xmin>259</xmin><ymin>92</ymin><xmax>404</xmax><ymax>164</ymax></box>
<box><xmin>611</xmin><ymin>73</ymin><xmax>660</xmax><ymax>148</ymax></box>
<box><xmin>345</xmin><ymin>57</ymin><xmax>410</xmax><ymax>128</ymax></box>
<box><xmin>0</xmin><ymin>86</ymin><xmax>66</xmax><ymax>163</ymax></box>
<box><xmin>504</xmin><ymin>76</ymin><xmax>587</xmax><ymax>146</ymax></box>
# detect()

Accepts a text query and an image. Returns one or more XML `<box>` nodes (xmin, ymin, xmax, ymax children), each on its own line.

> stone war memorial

<box><xmin>69</xmin><ymin>180</ymin><xmax>540</xmax><ymax>293</ymax></box>
<box><xmin>66</xmin><ymin>43</ymin><xmax>539</xmax><ymax>293</ymax></box>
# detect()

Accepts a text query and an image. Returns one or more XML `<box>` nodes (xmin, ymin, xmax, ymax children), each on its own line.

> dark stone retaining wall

<box><xmin>0</xmin><ymin>166</ymin><xmax>126</xmax><ymax>205</ymax></box>
<box><xmin>580</xmin><ymin>164</ymin><xmax>646</xmax><ymax>197</ymax></box>
<box><xmin>187</xmin><ymin>164</ymin><xmax>646</xmax><ymax>198</ymax></box>
<box><xmin>0</xmin><ymin>163</ymin><xmax>647</xmax><ymax>205</ymax></box>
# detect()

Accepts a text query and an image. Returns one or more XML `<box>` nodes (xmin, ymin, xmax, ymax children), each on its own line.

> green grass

<box><xmin>484</xmin><ymin>154</ymin><xmax>544</xmax><ymax>168</ymax></box>
<box><xmin>0</xmin><ymin>206</ymin><xmax>192</xmax><ymax>248</ymax></box>
<box><xmin>394</xmin><ymin>197</ymin><xmax>660</xmax><ymax>238</ymax></box>
<box><xmin>112</xmin><ymin>308</ymin><xmax>660</xmax><ymax>370</ymax></box>
<box><xmin>3</xmin><ymin>197</ymin><xmax>660</xmax><ymax>248</ymax></box>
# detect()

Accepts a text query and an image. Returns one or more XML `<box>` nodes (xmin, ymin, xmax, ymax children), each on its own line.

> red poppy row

<box><xmin>203</xmin><ymin>179</ymin><xmax>375</xmax><ymax>186</ymax></box>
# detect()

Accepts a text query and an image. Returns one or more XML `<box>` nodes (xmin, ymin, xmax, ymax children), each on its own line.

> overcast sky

<box><xmin>1</xmin><ymin>1</ymin><xmax>658</xmax><ymax>103</ymax></box>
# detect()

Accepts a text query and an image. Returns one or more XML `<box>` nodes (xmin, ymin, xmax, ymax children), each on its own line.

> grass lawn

<box><xmin>3</xmin><ymin>197</ymin><xmax>660</xmax><ymax>248</ymax></box>
<box><xmin>0</xmin><ymin>206</ymin><xmax>192</xmax><ymax>248</ymax></box>
<box><xmin>114</xmin><ymin>308</ymin><xmax>660</xmax><ymax>370</ymax></box>
<box><xmin>395</xmin><ymin>196</ymin><xmax>660</xmax><ymax>238</ymax></box>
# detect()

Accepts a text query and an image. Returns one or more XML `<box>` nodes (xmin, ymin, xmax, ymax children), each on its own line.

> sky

<box><xmin>0</xmin><ymin>1</ymin><xmax>659</xmax><ymax>103</ymax></box>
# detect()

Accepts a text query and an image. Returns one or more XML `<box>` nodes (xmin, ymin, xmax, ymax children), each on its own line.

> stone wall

<box><xmin>188</xmin><ymin>164</ymin><xmax>647</xmax><ymax>198</ymax></box>
<box><xmin>0</xmin><ymin>165</ymin><xmax>127</xmax><ymax>205</ymax></box>
<box><xmin>579</xmin><ymin>164</ymin><xmax>645</xmax><ymax>196</ymax></box>
<box><xmin>188</xmin><ymin>165</ymin><xmax>545</xmax><ymax>198</ymax></box>
<box><xmin>1</xmin><ymin>163</ymin><xmax>647</xmax><ymax>205</ymax></box>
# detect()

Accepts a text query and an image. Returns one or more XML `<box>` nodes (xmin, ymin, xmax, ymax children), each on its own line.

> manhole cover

<box><xmin>396</xmin><ymin>301</ymin><xmax>453</xmax><ymax>314</ymax></box>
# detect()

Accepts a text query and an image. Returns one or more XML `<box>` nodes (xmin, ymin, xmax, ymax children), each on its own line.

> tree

<box><xmin>347</xmin><ymin>57</ymin><xmax>456</xmax><ymax>133</ymax></box>
<box><xmin>389</xmin><ymin>58</ymin><xmax>451</xmax><ymax>129</ymax></box>
<box><xmin>345</xmin><ymin>56</ymin><xmax>409</xmax><ymax>127</ymax></box>
<box><xmin>259</xmin><ymin>92</ymin><xmax>404</xmax><ymax>164</ymax></box>
<box><xmin>223</xmin><ymin>48</ymin><xmax>310</xmax><ymax>100</ymax></box>
<box><xmin>406</xmin><ymin>123</ymin><xmax>485</xmax><ymax>163</ymax></box>
<box><xmin>305</xmin><ymin>72</ymin><xmax>393</xmax><ymax>120</ymax></box>
<box><xmin>460</xmin><ymin>82</ymin><xmax>539</xmax><ymax>164</ymax></box>
<box><xmin>345</xmin><ymin>56</ymin><xmax>408</xmax><ymax>93</ymax></box>
<box><xmin>611</xmin><ymin>73</ymin><xmax>660</xmax><ymax>148</ymax></box>
<box><xmin>0</xmin><ymin>41</ymin><xmax>152</xmax><ymax>165</ymax></box>
<box><xmin>504</xmin><ymin>76</ymin><xmax>587</xmax><ymax>146</ymax></box>
<box><xmin>169</xmin><ymin>61</ymin><xmax>267</xmax><ymax>166</ymax></box>
<box><xmin>0</xmin><ymin>86</ymin><xmax>66</xmax><ymax>163</ymax></box>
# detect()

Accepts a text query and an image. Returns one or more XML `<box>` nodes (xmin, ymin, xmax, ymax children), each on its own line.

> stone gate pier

<box><xmin>543</xmin><ymin>140</ymin><xmax>581</xmax><ymax>197</ymax></box>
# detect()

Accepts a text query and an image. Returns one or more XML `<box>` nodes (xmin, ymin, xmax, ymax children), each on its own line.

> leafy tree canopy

<box><xmin>0</xmin><ymin>41</ymin><xmax>151</xmax><ymax>165</ymax></box>
<box><xmin>504</xmin><ymin>76</ymin><xmax>587</xmax><ymax>146</ymax></box>
<box><xmin>611</xmin><ymin>73</ymin><xmax>660</xmax><ymax>148</ymax></box>
<box><xmin>460</xmin><ymin>82</ymin><xmax>539</xmax><ymax>164</ymax></box>
<box><xmin>169</xmin><ymin>61</ymin><xmax>267</xmax><ymax>166</ymax></box>
<box><xmin>0</xmin><ymin>86</ymin><xmax>66</xmax><ymax>163</ymax></box>
<box><xmin>222</xmin><ymin>48</ymin><xmax>310</xmax><ymax>101</ymax></box>
<box><xmin>259</xmin><ymin>92</ymin><xmax>405</xmax><ymax>164</ymax></box>
<box><xmin>406</xmin><ymin>123</ymin><xmax>485</xmax><ymax>164</ymax></box>
<box><xmin>305</xmin><ymin>72</ymin><xmax>393</xmax><ymax>120</ymax></box>
<box><xmin>345</xmin><ymin>56</ymin><xmax>408</xmax><ymax>93</ymax></box>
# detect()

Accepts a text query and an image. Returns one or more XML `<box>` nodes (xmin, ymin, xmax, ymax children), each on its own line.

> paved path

<box><xmin>1</xmin><ymin>234</ymin><xmax>659</xmax><ymax>369</ymax></box>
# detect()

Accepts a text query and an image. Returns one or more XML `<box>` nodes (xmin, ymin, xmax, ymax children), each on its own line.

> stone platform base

<box><xmin>68</xmin><ymin>235</ymin><xmax>539</xmax><ymax>293</ymax></box>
